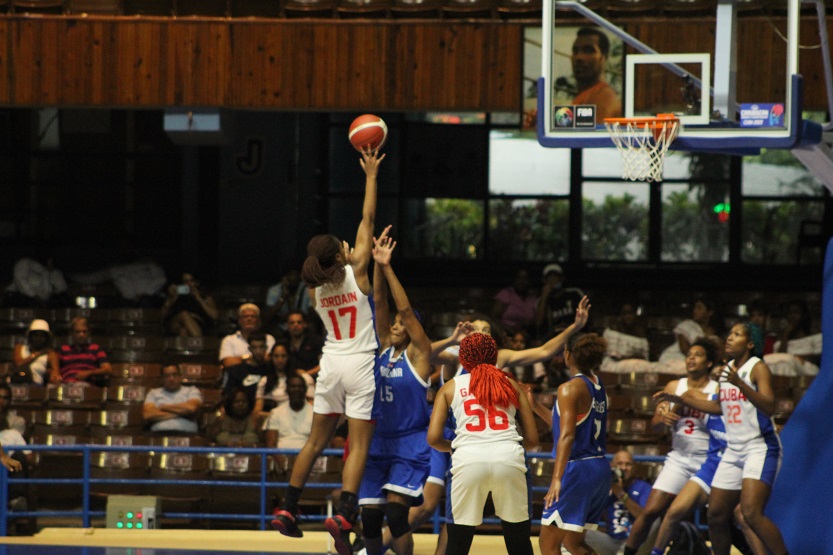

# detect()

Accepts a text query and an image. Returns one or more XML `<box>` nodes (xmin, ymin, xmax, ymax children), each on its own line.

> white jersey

<box><xmin>669</xmin><ymin>378</ymin><xmax>717</xmax><ymax>459</ymax></box>
<box><xmin>719</xmin><ymin>357</ymin><xmax>782</xmax><ymax>453</ymax></box>
<box><xmin>315</xmin><ymin>265</ymin><xmax>378</xmax><ymax>356</ymax></box>
<box><xmin>450</xmin><ymin>373</ymin><xmax>523</xmax><ymax>451</ymax></box>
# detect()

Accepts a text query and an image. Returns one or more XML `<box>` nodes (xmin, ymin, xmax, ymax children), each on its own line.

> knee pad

<box><xmin>385</xmin><ymin>502</ymin><xmax>411</xmax><ymax>539</ymax></box>
<box><xmin>361</xmin><ymin>507</ymin><xmax>385</xmax><ymax>540</ymax></box>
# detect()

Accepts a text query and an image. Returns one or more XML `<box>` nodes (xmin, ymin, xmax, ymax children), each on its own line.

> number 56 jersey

<box><xmin>450</xmin><ymin>373</ymin><xmax>523</xmax><ymax>451</ymax></box>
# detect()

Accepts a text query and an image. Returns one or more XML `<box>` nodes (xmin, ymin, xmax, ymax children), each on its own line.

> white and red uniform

<box><xmin>653</xmin><ymin>378</ymin><xmax>719</xmax><ymax>495</ymax></box>
<box><xmin>312</xmin><ymin>265</ymin><xmax>379</xmax><ymax>420</ymax></box>
<box><xmin>447</xmin><ymin>373</ymin><xmax>528</xmax><ymax>526</ymax></box>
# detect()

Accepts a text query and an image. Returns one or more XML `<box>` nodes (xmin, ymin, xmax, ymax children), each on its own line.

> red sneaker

<box><xmin>271</xmin><ymin>508</ymin><xmax>303</xmax><ymax>538</ymax></box>
<box><xmin>324</xmin><ymin>513</ymin><xmax>354</xmax><ymax>555</ymax></box>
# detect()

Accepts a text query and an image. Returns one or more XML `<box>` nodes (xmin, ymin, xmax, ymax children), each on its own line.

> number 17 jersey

<box><xmin>450</xmin><ymin>373</ymin><xmax>523</xmax><ymax>450</ymax></box>
<box><xmin>315</xmin><ymin>264</ymin><xmax>378</xmax><ymax>355</ymax></box>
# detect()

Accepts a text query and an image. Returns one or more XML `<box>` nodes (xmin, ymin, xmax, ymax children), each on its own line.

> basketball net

<box><xmin>604</xmin><ymin>114</ymin><xmax>681</xmax><ymax>182</ymax></box>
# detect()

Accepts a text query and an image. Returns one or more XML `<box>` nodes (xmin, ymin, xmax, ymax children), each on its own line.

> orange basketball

<box><xmin>348</xmin><ymin>114</ymin><xmax>388</xmax><ymax>152</ymax></box>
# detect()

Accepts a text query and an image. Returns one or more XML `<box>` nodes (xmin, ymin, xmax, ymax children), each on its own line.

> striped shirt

<box><xmin>58</xmin><ymin>343</ymin><xmax>109</xmax><ymax>383</ymax></box>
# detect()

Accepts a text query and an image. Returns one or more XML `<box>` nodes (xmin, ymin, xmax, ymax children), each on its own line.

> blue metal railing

<box><xmin>0</xmin><ymin>446</ymin><xmax>668</xmax><ymax>537</ymax></box>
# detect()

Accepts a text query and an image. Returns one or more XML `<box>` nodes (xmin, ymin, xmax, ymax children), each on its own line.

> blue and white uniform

<box><xmin>447</xmin><ymin>373</ymin><xmax>529</xmax><ymax>526</ymax></box>
<box><xmin>711</xmin><ymin>357</ymin><xmax>782</xmax><ymax>490</ymax></box>
<box><xmin>313</xmin><ymin>265</ymin><xmax>379</xmax><ymax>419</ymax></box>
<box><xmin>359</xmin><ymin>347</ymin><xmax>431</xmax><ymax>505</ymax></box>
<box><xmin>653</xmin><ymin>378</ymin><xmax>718</xmax><ymax>495</ymax></box>
<box><xmin>541</xmin><ymin>373</ymin><xmax>609</xmax><ymax>531</ymax></box>
<box><xmin>690</xmin><ymin>414</ymin><xmax>727</xmax><ymax>494</ymax></box>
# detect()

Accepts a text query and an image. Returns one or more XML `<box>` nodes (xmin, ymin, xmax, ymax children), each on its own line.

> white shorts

<box><xmin>448</xmin><ymin>444</ymin><xmax>528</xmax><ymax>526</ymax></box>
<box><xmin>710</xmin><ymin>447</ymin><xmax>782</xmax><ymax>491</ymax></box>
<box><xmin>313</xmin><ymin>352</ymin><xmax>376</xmax><ymax>420</ymax></box>
<box><xmin>652</xmin><ymin>451</ymin><xmax>706</xmax><ymax>495</ymax></box>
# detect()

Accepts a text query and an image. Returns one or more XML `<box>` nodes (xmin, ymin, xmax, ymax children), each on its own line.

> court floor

<box><xmin>0</xmin><ymin>528</ymin><xmax>520</xmax><ymax>555</ymax></box>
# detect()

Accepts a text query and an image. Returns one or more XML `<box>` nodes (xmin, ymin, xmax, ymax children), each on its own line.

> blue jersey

<box><xmin>707</xmin><ymin>413</ymin><xmax>728</xmax><ymax>456</ymax></box>
<box><xmin>552</xmin><ymin>373</ymin><xmax>607</xmax><ymax>460</ymax></box>
<box><xmin>374</xmin><ymin>346</ymin><xmax>431</xmax><ymax>437</ymax></box>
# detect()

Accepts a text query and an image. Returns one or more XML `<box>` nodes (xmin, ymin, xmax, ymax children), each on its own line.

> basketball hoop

<box><xmin>603</xmin><ymin>114</ymin><xmax>681</xmax><ymax>182</ymax></box>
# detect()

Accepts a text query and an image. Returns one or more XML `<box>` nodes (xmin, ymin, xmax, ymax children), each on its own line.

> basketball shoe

<box><xmin>271</xmin><ymin>508</ymin><xmax>303</xmax><ymax>538</ymax></box>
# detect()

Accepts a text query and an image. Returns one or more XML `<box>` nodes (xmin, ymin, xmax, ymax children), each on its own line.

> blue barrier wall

<box><xmin>769</xmin><ymin>238</ymin><xmax>833</xmax><ymax>552</ymax></box>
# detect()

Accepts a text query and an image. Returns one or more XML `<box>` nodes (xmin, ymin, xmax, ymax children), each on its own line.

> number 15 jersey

<box><xmin>450</xmin><ymin>373</ymin><xmax>523</xmax><ymax>451</ymax></box>
<box><xmin>315</xmin><ymin>264</ymin><xmax>378</xmax><ymax>356</ymax></box>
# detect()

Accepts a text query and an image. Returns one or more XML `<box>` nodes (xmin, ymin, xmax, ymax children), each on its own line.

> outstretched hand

<box><xmin>451</xmin><ymin>321</ymin><xmax>475</xmax><ymax>344</ymax></box>
<box><xmin>718</xmin><ymin>362</ymin><xmax>743</xmax><ymax>387</ymax></box>
<box><xmin>573</xmin><ymin>296</ymin><xmax>591</xmax><ymax>330</ymax></box>
<box><xmin>372</xmin><ymin>225</ymin><xmax>396</xmax><ymax>266</ymax></box>
<box><xmin>359</xmin><ymin>146</ymin><xmax>386</xmax><ymax>177</ymax></box>
<box><xmin>653</xmin><ymin>390</ymin><xmax>684</xmax><ymax>405</ymax></box>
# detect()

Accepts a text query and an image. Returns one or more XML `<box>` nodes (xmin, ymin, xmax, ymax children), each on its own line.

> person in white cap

<box><xmin>12</xmin><ymin>319</ymin><xmax>60</xmax><ymax>386</ymax></box>
<box><xmin>536</xmin><ymin>263</ymin><xmax>585</xmax><ymax>339</ymax></box>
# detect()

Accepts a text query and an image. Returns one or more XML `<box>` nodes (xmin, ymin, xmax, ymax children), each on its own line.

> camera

<box><xmin>611</xmin><ymin>467</ymin><xmax>624</xmax><ymax>484</ymax></box>
<box><xmin>176</xmin><ymin>285</ymin><xmax>191</xmax><ymax>295</ymax></box>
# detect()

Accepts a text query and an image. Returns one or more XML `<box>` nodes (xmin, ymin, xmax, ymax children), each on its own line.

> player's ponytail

<box><xmin>302</xmin><ymin>234</ymin><xmax>346</xmax><ymax>288</ymax></box>
<box><xmin>459</xmin><ymin>333</ymin><xmax>518</xmax><ymax>413</ymax></box>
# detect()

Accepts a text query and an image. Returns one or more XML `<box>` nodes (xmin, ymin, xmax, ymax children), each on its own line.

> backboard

<box><xmin>535</xmin><ymin>0</ymin><xmax>823</xmax><ymax>154</ymax></box>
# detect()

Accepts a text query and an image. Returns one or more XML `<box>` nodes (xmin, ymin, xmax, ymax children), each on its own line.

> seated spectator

<box><xmin>492</xmin><ymin>268</ymin><xmax>538</xmax><ymax>334</ymax></box>
<box><xmin>254</xmin><ymin>341</ymin><xmax>315</xmax><ymax>415</ymax></box>
<box><xmin>263</xmin><ymin>374</ymin><xmax>319</xmax><ymax>472</ymax></box>
<box><xmin>585</xmin><ymin>450</ymin><xmax>653</xmax><ymax>555</ymax></box>
<box><xmin>0</xmin><ymin>433</ymin><xmax>24</xmax><ymax>506</ymax></box>
<box><xmin>657</xmin><ymin>296</ymin><xmax>724</xmax><ymax>374</ymax></box>
<box><xmin>764</xmin><ymin>299</ymin><xmax>821</xmax><ymax>376</ymax></box>
<box><xmin>601</xmin><ymin>302</ymin><xmax>653</xmax><ymax>374</ymax></box>
<box><xmin>0</xmin><ymin>384</ymin><xmax>27</xmax><ymax>437</ymax></box>
<box><xmin>285</xmin><ymin>310</ymin><xmax>324</xmax><ymax>377</ymax></box>
<box><xmin>208</xmin><ymin>387</ymin><xmax>264</xmax><ymax>447</ymax></box>
<box><xmin>263</xmin><ymin>270</ymin><xmax>311</xmax><ymax>338</ymax></box>
<box><xmin>11</xmin><ymin>319</ymin><xmax>60</xmax><ymax>385</ymax></box>
<box><xmin>504</xmin><ymin>329</ymin><xmax>546</xmax><ymax>389</ymax></box>
<box><xmin>535</xmin><ymin>263</ymin><xmax>585</xmax><ymax>339</ymax></box>
<box><xmin>219</xmin><ymin>304</ymin><xmax>276</xmax><ymax>368</ymax></box>
<box><xmin>57</xmin><ymin>317</ymin><xmax>113</xmax><ymax>387</ymax></box>
<box><xmin>747</xmin><ymin>299</ymin><xmax>777</xmax><ymax>355</ymax></box>
<box><xmin>161</xmin><ymin>273</ymin><xmax>218</xmax><ymax>337</ymax></box>
<box><xmin>221</xmin><ymin>332</ymin><xmax>273</xmax><ymax>405</ymax></box>
<box><xmin>143</xmin><ymin>364</ymin><xmax>203</xmax><ymax>435</ymax></box>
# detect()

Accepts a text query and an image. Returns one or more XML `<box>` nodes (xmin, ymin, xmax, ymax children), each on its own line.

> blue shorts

<box><xmin>427</xmin><ymin>427</ymin><xmax>455</xmax><ymax>487</ymax></box>
<box><xmin>541</xmin><ymin>456</ymin><xmax>609</xmax><ymax>532</ymax></box>
<box><xmin>359</xmin><ymin>430</ymin><xmax>431</xmax><ymax>506</ymax></box>
<box><xmin>691</xmin><ymin>450</ymin><xmax>723</xmax><ymax>494</ymax></box>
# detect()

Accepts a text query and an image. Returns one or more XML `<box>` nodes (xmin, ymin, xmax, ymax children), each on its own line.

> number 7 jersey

<box><xmin>449</xmin><ymin>373</ymin><xmax>523</xmax><ymax>450</ymax></box>
<box><xmin>315</xmin><ymin>264</ymin><xmax>379</xmax><ymax>355</ymax></box>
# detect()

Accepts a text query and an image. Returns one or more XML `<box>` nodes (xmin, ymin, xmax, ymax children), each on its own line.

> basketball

<box><xmin>349</xmin><ymin>114</ymin><xmax>387</xmax><ymax>152</ymax></box>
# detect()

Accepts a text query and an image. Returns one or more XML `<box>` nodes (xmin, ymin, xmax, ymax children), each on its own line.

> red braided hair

<box><xmin>459</xmin><ymin>333</ymin><xmax>518</xmax><ymax>413</ymax></box>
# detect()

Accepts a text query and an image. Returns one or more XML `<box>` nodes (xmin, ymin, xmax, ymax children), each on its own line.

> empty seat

<box><xmin>210</xmin><ymin>454</ymin><xmax>271</xmax><ymax>520</ymax></box>
<box><xmin>496</xmin><ymin>0</ymin><xmax>541</xmax><ymax>18</ymax></box>
<box><xmin>441</xmin><ymin>0</ymin><xmax>495</xmax><ymax>17</ymax></box>
<box><xmin>110</xmin><ymin>362</ymin><xmax>163</xmax><ymax>386</ymax></box>
<box><xmin>48</xmin><ymin>384</ymin><xmax>106</xmax><ymax>410</ymax></box>
<box><xmin>51</xmin><ymin>308</ymin><xmax>108</xmax><ymax>337</ymax></box>
<box><xmin>107</xmin><ymin>308</ymin><xmax>164</xmax><ymax>336</ymax></box>
<box><xmin>165</xmin><ymin>336</ymin><xmax>220</xmax><ymax>364</ymax></box>
<box><xmin>282</xmin><ymin>0</ymin><xmax>336</xmax><ymax>16</ymax></box>
<box><xmin>89</xmin><ymin>451</ymin><xmax>151</xmax><ymax>503</ymax></box>
<box><xmin>179</xmin><ymin>363</ymin><xmax>222</xmax><ymax>387</ymax></box>
<box><xmin>0</xmin><ymin>334</ymin><xmax>26</xmax><ymax>361</ymax></box>
<box><xmin>10</xmin><ymin>384</ymin><xmax>48</xmax><ymax>410</ymax></box>
<box><xmin>106</xmin><ymin>384</ymin><xmax>149</xmax><ymax>407</ymax></box>
<box><xmin>150</xmin><ymin>435</ymin><xmax>208</xmax><ymax>448</ymax></box>
<box><xmin>0</xmin><ymin>308</ymin><xmax>41</xmax><ymax>335</ymax></box>
<box><xmin>337</xmin><ymin>0</ymin><xmax>389</xmax><ymax>16</ymax></box>
<box><xmin>200</xmin><ymin>387</ymin><xmax>223</xmax><ymax>412</ymax></box>
<box><xmin>608</xmin><ymin>418</ymin><xmax>661</xmax><ymax>444</ymax></box>
<box><xmin>89</xmin><ymin>406</ymin><xmax>145</xmax><ymax>437</ymax></box>
<box><xmin>31</xmin><ymin>409</ymin><xmax>92</xmax><ymax>437</ymax></box>
<box><xmin>618</xmin><ymin>371</ymin><xmax>662</xmax><ymax>391</ymax></box>
<box><xmin>144</xmin><ymin>452</ymin><xmax>212</xmax><ymax>526</ymax></box>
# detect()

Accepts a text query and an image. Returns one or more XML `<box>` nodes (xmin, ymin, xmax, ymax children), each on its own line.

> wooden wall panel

<box><xmin>0</xmin><ymin>18</ymin><xmax>522</xmax><ymax>111</ymax></box>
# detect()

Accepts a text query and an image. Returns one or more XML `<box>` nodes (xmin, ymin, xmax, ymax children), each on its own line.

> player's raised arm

<box><xmin>350</xmin><ymin>147</ymin><xmax>385</xmax><ymax>280</ymax></box>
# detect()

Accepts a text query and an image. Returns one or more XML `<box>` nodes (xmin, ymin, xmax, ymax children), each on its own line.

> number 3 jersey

<box><xmin>315</xmin><ymin>264</ymin><xmax>379</xmax><ymax>356</ymax></box>
<box><xmin>669</xmin><ymin>377</ymin><xmax>719</xmax><ymax>460</ymax></box>
<box><xmin>552</xmin><ymin>373</ymin><xmax>607</xmax><ymax>460</ymax></box>
<box><xmin>374</xmin><ymin>346</ymin><xmax>431</xmax><ymax>438</ymax></box>
<box><xmin>719</xmin><ymin>356</ymin><xmax>780</xmax><ymax>453</ymax></box>
<box><xmin>450</xmin><ymin>373</ymin><xmax>523</xmax><ymax>451</ymax></box>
